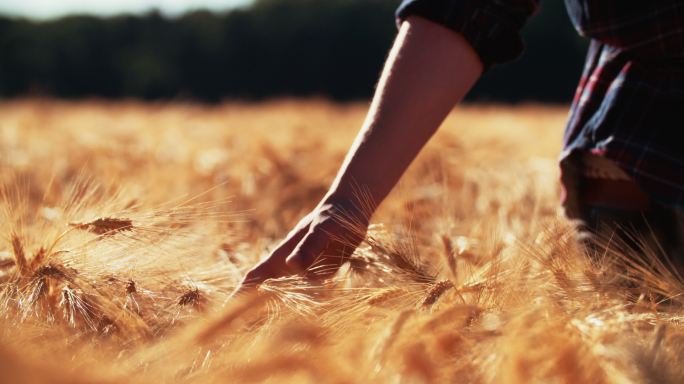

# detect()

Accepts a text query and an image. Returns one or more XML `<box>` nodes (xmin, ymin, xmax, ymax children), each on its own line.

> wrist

<box><xmin>318</xmin><ymin>191</ymin><xmax>376</xmax><ymax>224</ymax></box>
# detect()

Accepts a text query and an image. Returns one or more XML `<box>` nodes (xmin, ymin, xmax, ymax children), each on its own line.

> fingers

<box><xmin>285</xmin><ymin>222</ymin><xmax>365</xmax><ymax>278</ymax></box>
<box><xmin>285</xmin><ymin>226</ymin><xmax>330</xmax><ymax>272</ymax></box>
<box><xmin>229</xmin><ymin>277</ymin><xmax>256</xmax><ymax>299</ymax></box>
<box><xmin>271</xmin><ymin>223</ymin><xmax>310</xmax><ymax>262</ymax></box>
<box><xmin>232</xmin><ymin>224</ymin><xmax>310</xmax><ymax>296</ymax></box>
<box><xmin>233</xmin><ymin>210</ymin><xmax>368</xmax><ymax>298</ymax></box>
<box><xmin>306</xmin><ymin>230</ymin><xmax>364</xmax><ymax>279</ymax></box>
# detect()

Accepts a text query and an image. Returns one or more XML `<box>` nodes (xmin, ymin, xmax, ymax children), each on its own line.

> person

<box><xmin>234</xmin><ymin>0</ymin><xmax>684</xmax><ymax>293</ymax></box>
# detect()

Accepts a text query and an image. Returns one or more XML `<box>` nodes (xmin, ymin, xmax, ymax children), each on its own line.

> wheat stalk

<box><xmin>70</xmin><ymin>217</ymin><xmax>133</xmax><ymax>236</ymax></box>
<box><xmin>11</xmin><ymin>234</ymin><xmax>28</xmax><ymax>276</ymax></box>
<box><xmin>422</xmin><ymin>280</ymin><xmax>455</xmax><ymax>308</ymax></box>
<box><xmin>366</xmin><ymin>287</ymin><xmax>408</xmax><ymax>307</ymax></box>
<box><xmin>441</xmin><ymin>234</ymin><xmax>457</xmax><ymax>278</ymax></box>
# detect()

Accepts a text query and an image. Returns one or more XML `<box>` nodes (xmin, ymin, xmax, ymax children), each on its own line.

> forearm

<box><xmin>323</xmin><ymin>16</ymin><xmax>483</xmax><ymax>212</ymax></box>
<box><xmin>238</xmin><ymin>16</ymin><xmax>488</xmax><ymax>288</ymax></box>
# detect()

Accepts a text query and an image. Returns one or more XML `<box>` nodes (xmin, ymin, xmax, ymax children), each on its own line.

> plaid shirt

<box><xmin>396</xmin><ymin>0</ymin><xmax>684</xmax><ymax>210</ymax></box>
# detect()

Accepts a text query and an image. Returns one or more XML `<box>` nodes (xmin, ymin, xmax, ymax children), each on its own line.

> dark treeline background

<box><xmin>0</xmin><ymin>0</ymin><xmax>588</xmax><ymax>102</ymax></box>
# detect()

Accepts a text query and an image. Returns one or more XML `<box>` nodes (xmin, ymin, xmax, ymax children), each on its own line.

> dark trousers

<box><xmin>569</xmin><ymin>203</ymin><xmax>684</xmax><ymax>283</ymax></box>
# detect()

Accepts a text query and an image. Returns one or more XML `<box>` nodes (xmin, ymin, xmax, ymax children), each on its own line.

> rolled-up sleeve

<box><xmin>396</xmin><ymin>0</ymin><xmax>540</xmax><ymax>69</ymax></box>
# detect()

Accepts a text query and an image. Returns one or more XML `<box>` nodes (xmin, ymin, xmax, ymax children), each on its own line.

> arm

<box><xmin>235</xmin><ymin>16</ymin><xmax>482</xmax><ymax>291</ymax></box>
<box><xmin>324</xmin><ymin>15</ymin><xmax>482</xmax><ymax>215</ymax></box>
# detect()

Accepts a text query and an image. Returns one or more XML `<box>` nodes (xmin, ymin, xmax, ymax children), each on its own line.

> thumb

<box><xmin>285</xmin><ymin>228</ymin><xmax>329</xmax><ymax>272</ymax></box>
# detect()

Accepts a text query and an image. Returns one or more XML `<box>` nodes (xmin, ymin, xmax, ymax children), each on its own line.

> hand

<box><xmin>232</xmin><ymin>16</ymin><xmax>481</xmax><ymax>297</ymax></box>
<box><xmin>233</xmin><ymin>200</ymin><xmax>369</xmax><ymax>295</ymax></box>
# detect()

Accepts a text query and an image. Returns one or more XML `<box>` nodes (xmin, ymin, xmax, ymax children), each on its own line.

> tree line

<box><xmin>0</xmin><ymin>0</ymin><xmax>588</xmax><ymax>102</ymax></box>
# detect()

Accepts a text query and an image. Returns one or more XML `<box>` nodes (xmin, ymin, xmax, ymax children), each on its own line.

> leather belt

<box><xmin>581</xmin><ymin>177</ymin><xmax>651</xmax><ymax>211</ymax></box>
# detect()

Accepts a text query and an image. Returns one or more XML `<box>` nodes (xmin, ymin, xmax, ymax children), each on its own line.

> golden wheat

<box><xmin>0</xmin><ymin>99</ymin><xmax>681</xmax><ymax>383</ymax></box>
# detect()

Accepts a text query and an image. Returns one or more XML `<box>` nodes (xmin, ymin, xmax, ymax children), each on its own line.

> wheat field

<box><xmin>0</xmin><ymin>99</ymin><xmax>682</xmax><ymax>383</ymax></box>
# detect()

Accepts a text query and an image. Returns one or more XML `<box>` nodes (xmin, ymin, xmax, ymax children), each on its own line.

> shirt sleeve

<box><xmin>396</xmin><ymin>0</ymin><xmax>540</xmax><ymax>70</ymax></box>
